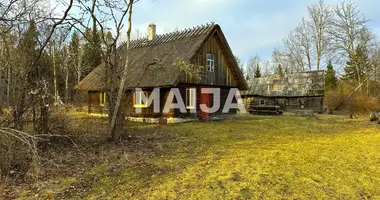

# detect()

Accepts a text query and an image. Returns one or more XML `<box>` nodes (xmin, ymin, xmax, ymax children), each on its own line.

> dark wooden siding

<box><xmin>181</xmin><ymin>33</ymin><xmax>238</xmax><ymax>87</ymax></box>
<box><xmin>88</xmin><ymin>91</ymin><xmax>106</xmax><ymax>114</ymax></box>
<box><xmin>88</xmin><ymin>87</ymin><xmax>238</xmax><ymax>118</ymax></box>
<box><xmin>250</xmin><ymin>96</ymin><xmax>324</xmax><ymax>113</ymax></box>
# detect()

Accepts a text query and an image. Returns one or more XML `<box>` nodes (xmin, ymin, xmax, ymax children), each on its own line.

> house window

<box><xmin>273</xmin><ymin>84</ymin><xmax>282</xmax><ymax>91</ymax></box>
<box><xmin>99</xmin><ymin>92</ymin><xmax>106</xmax><ymax>106</ymax></box>
<box><xmin>207</xmin><ymin>53</ymin><xmax>214</xmax><ymax>72</ymax></box>
<box><xmin>260</xmin><ymin>99</ymin><xmax>265</xmax><ymax>106</ymax></box>
<box><xmin>133</xmin><ymin>91</ymin><xmax>148</xmax><ymax>108</ymax></box>
<box><xmin>268</xmin><ymin>85</ymin><xmax>274</xmax><ymax>91</ymax></box>
<box><xmin>186</xmin><ymin>88</ymin><xmax>196</xmax><ymax>109</ymax></box>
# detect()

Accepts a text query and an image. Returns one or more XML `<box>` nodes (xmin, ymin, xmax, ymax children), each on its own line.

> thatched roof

<box><xmin>75</xmin><ymin>23</ymin><xmax>247</xmax><ymax>91</ymax></box>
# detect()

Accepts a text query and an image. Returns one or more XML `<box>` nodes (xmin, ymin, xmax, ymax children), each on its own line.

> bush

<box><xmin>325</xmin><ymin>81</ymin><xmax>380</xmax><ymax>115</ymax></box>
<box><xmin>0</xmin><ymin>129</ymin><xmax>39</xmax><ymax>182</ymax></box>
<box><xmin>0</xmin><ymin>107</ymin><xmax>73</xmax><ymax>182</ymax></box>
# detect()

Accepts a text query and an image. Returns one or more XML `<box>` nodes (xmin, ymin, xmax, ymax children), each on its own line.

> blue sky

<box><xmin>130</xmin><ymin>0</ymin><xmax>380</xmax><ymax>67</ymax></box>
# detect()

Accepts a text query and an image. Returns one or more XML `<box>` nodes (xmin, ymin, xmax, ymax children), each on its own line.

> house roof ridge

<box><xmin>117</xmin><ymin>22</ymin><xmax>216</xmax><ymax>51</ymax></box>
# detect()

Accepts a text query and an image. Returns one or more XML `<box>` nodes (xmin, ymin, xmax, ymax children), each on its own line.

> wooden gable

<box><xmin>180</xmin><ymin>27</ymin><xmax>247</xmax><ymax>90</ymax></box>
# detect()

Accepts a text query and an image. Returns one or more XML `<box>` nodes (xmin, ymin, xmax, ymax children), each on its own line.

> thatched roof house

<box><xmin>75</xmin><ymin>23</ymin><xmax>247</xmax><ymax>122</ymax></box>
<box><xmin>76</xmin><ymin>23</ymin><xmax>247</xmax><ymax>91</ymax></box>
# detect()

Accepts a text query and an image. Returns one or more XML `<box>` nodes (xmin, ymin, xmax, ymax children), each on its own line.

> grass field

<box><xmin>7</xmin><ymin>114</ymin><xmax>380</xmax><ymax>199</ymax></box>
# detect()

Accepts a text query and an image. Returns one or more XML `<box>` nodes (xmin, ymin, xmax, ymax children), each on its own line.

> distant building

<box><xmin>243</xmin><ymin>70</ymin><xmax>325</xmax><ymax>113</ymax></box>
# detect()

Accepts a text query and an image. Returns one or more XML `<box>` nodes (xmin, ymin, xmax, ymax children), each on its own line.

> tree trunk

<box><xmin>77</xmin><ymin>47</ymin><xmax>82</xmax><ymax>83</ymax></box>
<box><xmin>52</xmin><ymin>40</ymin><xmax>58</xmax><ymax>103</ymax></box>
<box><xmin>7</xmin><ymin>66</ymin><xmax>11</xmax><ymax>105</ymax></box>
<box><xmin>109</xmin><ymin>0</ymin><xmax>134</xmax><ymax>142</ymax></box>
<box><xmin>65</xmin><ymin>57</ymin><xmax>69</xmax><ymax>103</ymax></box>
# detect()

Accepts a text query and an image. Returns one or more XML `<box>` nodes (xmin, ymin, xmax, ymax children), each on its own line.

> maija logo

<box><xmin>133</xmin><ymin>88</ymin><xmax>246</xmax><ymax>114</ymax></box>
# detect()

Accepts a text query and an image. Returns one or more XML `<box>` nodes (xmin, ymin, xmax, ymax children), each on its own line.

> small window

<box><xmin>99</xmin><ymin>92</ymin><xmax>106</xmax><ymax>106</ymax></box>
<box><xmin>134</xmin><ymin>91</ymin><xmax>148</xmax><ymax>108</ymax></box>
<box><xmin>273</xmin><ymin>85</ymin><xmax>282</xmax><ymax>91</ymax></box>
<box><xmin>260</xmin><ymin>99</ymin><xmax>265</xmax><ymax>106</ymax></box>
<box><xmin>186</xmin><ymin>88</ymin><xmax>196</xmax><ymax>109</ymax></box>
<box><xmin>268</xmin><ymin>85</ymin><xmax>274</xmax><ymax>91</ymax></box>
<box><xmin>207</xmin><ymin>53</ymin><xmax>214</xmax><ymax>72</ymax></box>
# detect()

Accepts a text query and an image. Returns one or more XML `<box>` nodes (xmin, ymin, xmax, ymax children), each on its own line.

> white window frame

<box><xmin>134</xmin><ymin>91</ymin><xmax>147</xmax><ymax>108</ymax></box>
<box><xmin>186</xmin><ymin>88</ymin><xmax>196</xmax><ymax>109</ymax></box>
<box><xmin>207</xmin><ymin>53</ymin><xmax>214</xmax><ymax>72</ymax></box>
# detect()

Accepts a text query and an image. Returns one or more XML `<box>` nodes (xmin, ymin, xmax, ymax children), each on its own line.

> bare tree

<box><xmin>0</xmin><ymin>0</ymin><xmax>74</xmax><ymax>178</ymax></box>
<box><xmin>67</xmin><ymin>0</ymin><xmax>138</xmax><ymax>141</ymax></box>
<box><xmin>307</xmin><ymin>0</ymin><xmax>333</xmax><ymax>70</ymax></box>
<box><xmin>283</xmin><ymin>27</ymin><xmax>308</xmax><ymax>72</ymax></box>
<box><xmin>329</xmin><ymin>1</ymin><xmax>368</xmax><ymax>84</ymax></box>
<box><xmin>109</xmin><ymin>0</ymin><xmax>134</xmax><ymax>141</ymax></box>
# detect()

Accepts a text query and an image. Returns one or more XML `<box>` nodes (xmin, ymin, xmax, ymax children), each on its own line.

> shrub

<box><xmin>325</xmin><ymin>81</ymin><xmax>380</xmax><ymax>115</ymax></box>
<box><xmin>0</xmin><ymin>128</ymin><xmax>39</xmax><ymax>182</ymax></box>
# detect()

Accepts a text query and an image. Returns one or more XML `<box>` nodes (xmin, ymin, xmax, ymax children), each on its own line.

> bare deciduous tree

<box><xmin>67</xmin><ymin>0</ymin><xmax>138</xmax><ymax>141</ymax></box>
<box><xmin>329</xmin><ymin>2</ymin><xmax>368</xmax><ymax>65</ymax></box>
<box><xmin>307</xmin><ymin>0</ymin><xmax>333</xmax><ymax>70</ymax></box>
<box><xmin>109</xmin><ymin>0</ymin><xmax>134</xmax><ymax>141</ymax></box>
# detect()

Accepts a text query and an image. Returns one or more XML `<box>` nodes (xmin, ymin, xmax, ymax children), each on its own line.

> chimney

<box><xmin>148</xmin><ymin>23</ymin><xmax>156</xmax><ymax>41</ymax></box>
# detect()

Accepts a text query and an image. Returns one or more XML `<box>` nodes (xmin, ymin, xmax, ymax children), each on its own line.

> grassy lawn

<box><xmin>8</xmin><ymin>114</ymin><xmax>380</xmax><ymax>199</ymax></box>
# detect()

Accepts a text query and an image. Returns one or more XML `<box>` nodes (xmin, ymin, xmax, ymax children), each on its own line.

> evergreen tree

<box><xmin>275</xmin><ymin>63</ymin><xmax>283</xmax><ymax>75</ymax></box>
<box><xmin>343</xmin><ymin>45</ymin><xmax>368</xmax><ymax>84</ymax></box>
<box><xmin>254</xmin><ymin>64</ymin><xmax>261</xmax><ymax>78</ymax></box>
<box><xmin>18</xmin><ymin>21</ymin><xmax>41</xmax><ymax>82</ymax></box>
<box><xmin>325</xmin><ymin>60</ymin><xmax>337</xmax><ymax>91</ymax></box>
<box><xmin>82</xmin><ymin>28</ymin><xmax>102</xmax><ymax>76</ymax></box>
<box><xmin>18</xmin><ymin>21</ymin><xmax>38</xmax><ymax>67</ymax></box>
<box><xmin>69</xmin><ymin>31</ymin><xmax>81</xmax><ymax>79</ymax></box>
<box><xmin>69</xmin><ymin>31</ymin><xmax>80</xmax><ymax>62</ymax></box>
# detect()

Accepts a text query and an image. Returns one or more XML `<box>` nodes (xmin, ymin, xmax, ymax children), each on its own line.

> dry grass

<box><xmin>2</xmin><ymin>113</ymin><xmax>380</xmax><ymax>199</ymax></box>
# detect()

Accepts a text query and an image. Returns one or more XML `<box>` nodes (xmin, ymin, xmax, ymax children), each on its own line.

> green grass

<box><xmin>12</xmin><ymin>114</ymin><xmax>380</xmax><ymax>199</ymax></box>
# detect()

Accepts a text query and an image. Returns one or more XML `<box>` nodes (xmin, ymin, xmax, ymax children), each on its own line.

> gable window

<box><xmin>186</xmin><ymin>88</ymin><xmax>196</xmax><ymax>109</ymax></box>
<box><xmin>207</xmin><ymin>53</ymin><xmax>214</xmax><ymax>72</ymax></box>
<box><xmin>133</xmin><ymin>91</ymin><xmax>148</xmax><ymax>108</ymax></box>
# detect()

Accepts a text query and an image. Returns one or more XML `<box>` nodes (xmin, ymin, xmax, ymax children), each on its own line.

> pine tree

<box><xmin>18</xmin><ymin>21</ymin><xmax>38</xmax><ymax>67</ymax></box>
<box><xmin>254</xmin><ymin>64</ymin><xmax>261</xmax><ymax>78</ymax></box>
<box><xmin>69</xmin><ymin>31</ymin><xmax>81</xmax><ymax>83</ymax></box>
<box><xmin>325</xmin><ymin>60</ymin><xmax>337</xmax><ymax>91</ymax></box>
<box><xmin>343</xmin><ymin>45</ymin><xmax>368</xmax><ymax>85</ymax></box>
<box><xmin>69</xmin><ymin>31</ymin><xmax>80</xmax><ymax>62</ymax></box>
<box><xmin>18</xmin><ymin>21</ymin><xmax>39</xmax><ymax>82</ymax></box>
<box><xmin>82</xmin><ymin>28</ymin><xmax>102</xmax><ymax>76</ymax></box>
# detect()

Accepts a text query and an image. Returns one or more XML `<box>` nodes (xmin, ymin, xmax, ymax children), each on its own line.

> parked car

<box><xmin>249</xmin><ymin>104</ymin><xmax>283</xmax><ymax>115</ymax></box>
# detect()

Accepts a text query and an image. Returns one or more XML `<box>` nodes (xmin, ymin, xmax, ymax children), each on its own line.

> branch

<box><xmin>35</xmin><ymin>0</ymin><xmax>73</xmax><ymax>61</ymax></box>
